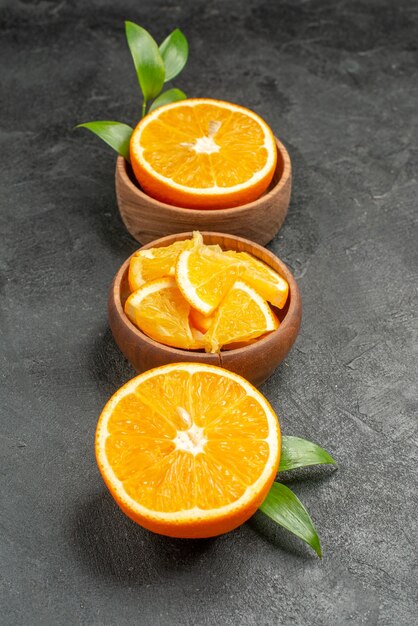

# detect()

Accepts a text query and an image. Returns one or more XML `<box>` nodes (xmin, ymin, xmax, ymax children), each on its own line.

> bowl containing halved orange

<box><xmin>115</xmin><ymin>99</ymin><xmax>292</xmax><ymax>246</ymax></box>
<box><xmin>108</xmin><ymin>231</ymin><xmax>301</xmax><ymax>387</ymax></box>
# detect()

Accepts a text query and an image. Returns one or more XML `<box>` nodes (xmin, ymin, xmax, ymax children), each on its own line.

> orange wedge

<box><xmin>95</xmin><ymin>363</ymin><xmax>281</xmax><ymax>538</ymax></box>
<box><xmin>205</xmin><ymin>281</ymin><xmax>279</xmax><ymax>353</ymax></box>
<box><xmin>176</xmin><ymin>236</ymin><xmax>240</xmax><ymax>315</ymax></box>
<box><xmin>128</xmin><ymin>239</ymin><xmax>194</xmax><ymax>292</ymax></box>
<box><xmin>129</xmin><ymin>236</ymin><xmax>223</xmax><ymax>292</ymax></box>
<box><xmin>130</xmin><ymin>99</ymin><xmax>277</xmax><ymax>209</ymax></box>
<box><xmin>226</xmin><ymin>251</ymin><xmax>289</xmax><ymax>309</ymax></box>
<box><xmin>124</xmin><ymin>277</ymin><xmax>203</xmax><ymax>350</ymax></box>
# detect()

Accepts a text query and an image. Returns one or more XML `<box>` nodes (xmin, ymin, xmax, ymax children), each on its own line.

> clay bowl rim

<box><xmin>110</xmin><ymin>231</ymin><xmax>301</xmax><ymax>362</ymax></box>
<box><xmin>116</xmin><ymin>136</ymin><xmax>291</xmax><ymax>215</ymax></box>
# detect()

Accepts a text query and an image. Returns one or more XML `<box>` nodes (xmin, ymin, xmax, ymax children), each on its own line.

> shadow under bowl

<box><xmin>115</xmin><ymin>137</ymin><xmax>291</xmax><ymax>246</ymax></box>
<box><xmin>108</xmin><ymin>232</ymin><xmax>301</xmax><ymax>387</ymax></box>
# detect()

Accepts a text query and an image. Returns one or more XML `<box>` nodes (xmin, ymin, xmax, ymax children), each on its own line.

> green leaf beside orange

<box><xmin>77</xmin><ymin>22</ymin><xmax>188</xmax><ymax>157</ymax></box>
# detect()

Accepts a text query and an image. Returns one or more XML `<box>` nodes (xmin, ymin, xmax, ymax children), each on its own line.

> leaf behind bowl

<box><xmin>125</xmin><ymin>21</ymin><xmax>165</xmax><ymax>101</ymax></box>
<box><xmin>159</xmin><ymin>29</ymin><xmax>189</xmax><ymax>82</ymax></box>
<box><xmin>76</xmin><ymin>121</ymin><xmax>133</xmax><ymax>161</ymax></box>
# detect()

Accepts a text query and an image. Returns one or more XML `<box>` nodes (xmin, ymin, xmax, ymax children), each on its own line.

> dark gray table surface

<box><xmin>1</xmin><ymin>1</ymin><xmax>417</xmax><ymax>624</ymax></box>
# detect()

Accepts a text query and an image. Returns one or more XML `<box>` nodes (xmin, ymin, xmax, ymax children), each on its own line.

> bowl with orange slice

<box><xmin>108</xmin><ymin>231</ymin><xmax>301</xmax><ymax>386</ymax></box>
<box><xmin>115</xmin><ymin>99</ymin><xmax>292</xmax><ymax>245</ymax></box>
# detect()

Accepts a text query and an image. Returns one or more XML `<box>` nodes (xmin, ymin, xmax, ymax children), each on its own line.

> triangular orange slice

<box><xmin>124</xmin><ymin>277</ymin><xmax>203</xmax><ymax>350</ymax></box>
<box><xmin>128</xmin><ymin>239</ymin><xmax>193</xmax><ymax>292</ymax></box>
<box><xmin>225</xmin><ymin>251</ymin><xmax>289</xmax><ymax>309</ymax></box>
<box><xmin>176</xmin><ymin>235</ymin><xmax>240</xmax><ymax>315</ymax></box>
<box><xmin>205</xmin><ymin>280</ymin><xmax>279</xmax><ymax>353</ymax></box>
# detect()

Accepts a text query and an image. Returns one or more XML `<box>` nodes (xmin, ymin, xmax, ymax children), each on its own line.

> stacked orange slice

<box><xmin>124</xmin><ymin>232</ymin><xmax>289</xmax><ymax>352</ymax></box>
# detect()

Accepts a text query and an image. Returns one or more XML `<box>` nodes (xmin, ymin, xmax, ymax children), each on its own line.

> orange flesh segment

<box><xmin>124</xmin><ymin>277</ymin><xmax>202</xmax><ymax>350</ymax></box>
<box><xmin>128</xmin><ymin>239</ymin><xmax>192</xmax><ymax>291</ymax></box>
<box><xmin>205</xmin><ymin>280</ymin><xmax>279</xmax><ymax>353</ymax></box>
<box><xmin>224</xmin><ymin>251</ymin><xmax>289</xmax><ymax>308</ymax></box>
<box><xmin>176</xmin><ymin>243</ymin><xmax>241</xmax><ymax>314</ymax></box>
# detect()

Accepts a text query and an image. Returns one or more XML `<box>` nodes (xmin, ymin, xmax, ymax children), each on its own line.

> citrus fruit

<box><xmin>130</xmin><ymin>99</ymin><xmax>277</xmax><ymax>209</ymax></box>
<box><xmin>205</xmin><ymin>281</ymin><xmax>279</xmax><ymax>353</ymax></box>
<box><xmin>189</xmin><ymin>307</ymin><xmax>213</xmax><ymax>334</ymax></box>
<box><xmin>128</xmin><ymin>239</ymin><xmax>193</xmax><ymax>292</ymax></box>
<box><xmin>95</xmin><ymin>363</ymin><xmax>281</xmax><ymax>538</ymax></box>
<box><xmin>189</xmin><ymin>301</ymin><xmax>269</xmax><ymax>350</ymax></box>
<box><xmin>226</xmin><ymin>251</ymin><xmax>289</xmax><ymax>309</ymax></box>
<box><xmin>176</xmin><ymin>236</ymin><xmax>240</xmax><ymax>315</ymax></box>
<box><xmin>124</xmin><ymin>277</ymin><xmax>203</xmax><ymax>350</ymax></box>
<box><xmin>124</xmin><ymin>233</ymin><xmax>286</xmax><ymax>351</ymax></box>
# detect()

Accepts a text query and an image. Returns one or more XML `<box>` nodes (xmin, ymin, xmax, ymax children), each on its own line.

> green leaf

<box><xmin>125</xmin><ymin>21</ymin><xmax>165</xmax><ymax>101</ymax></box>
<box><xmin>159</xmin><ymin>28</ymin><xmax>189</xmax><ymax>82</ymax></box>
<box><xmin>279</xmin><ymin>436</ymin><xmax>337</xmax><ymax>472</ymax></box>
<box><xmin>148</xmin><ymin>88</ymin><xmax>187</xmax><ymax>113</ymax></box>
<box><xmin>76</xmin><ymin>121</ymin><xmax>133</xmax><ymax>161</ymax></box>
<box><xmin>259</xmin><ymin>482</ymin><xmax>322</xmax><ymax>558</ymax></box>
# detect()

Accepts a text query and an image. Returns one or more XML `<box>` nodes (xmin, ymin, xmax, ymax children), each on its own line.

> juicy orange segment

<box><xmin>225</xmin><ymin>251</ymin><xmax>289</xmax><ymax>309</ymax></box>
<box><xmin>124</xmin><ymin>277</ymin><xmax>203</xmax><ymax>350</ymax></box>
<box><xmin>129</xmin><ymin>236</ymin><xmax>224</xmax><ymax>292</ymax></box>
<box><xmin>130</xmin><ymin>99</ymin><xmax>277</xmax><ymax>209</ymax></box>
<box><xmin>176</xmin><ymin>237</ymin><xmax>240</xmax><ymax>315</ymax></box>
<box><xmin>205</xmin><ymin>281</ymin><xmax>279</xmax><ymax>353</ymax></box>
<box><xmin>95</xmin><ymin>363</ymin><xmax>281</xmax><ymax>538</ymax></box>
<box><xmin>128</xmin><ymin>239</ymin><xmax>193</xmax><ymax>292</ymax></box>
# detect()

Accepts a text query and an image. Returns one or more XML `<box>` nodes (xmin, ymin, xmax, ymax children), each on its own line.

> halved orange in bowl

<box><xmin>130</xmin><ymin>99</ymin><xmax>277</xmax><ymax>209</ymax></box>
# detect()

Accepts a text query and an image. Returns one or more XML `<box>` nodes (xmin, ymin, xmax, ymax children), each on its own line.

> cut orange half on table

<box><xmin>124</xmin><ymin>277</ymin><xmax>203</xmax><ymax>350</ymax></box>
<box><xmin>205</xmin><ymin>281</ymin><xmax>279</xmax><ymax>353</ymax></box>
<box><xmin>130</xmin><ymin>99</ymin><xmax>278</xmax><ymax>209</ymax></box>
<box><xmin>225</xmin><ymin>250</ymin><xmax>289</xmax><ymax>309</ymax></box>
<box><xmin>95</xmin><ymin>363</ymin><xmax>281</xmax><ymax>538</ymax></box>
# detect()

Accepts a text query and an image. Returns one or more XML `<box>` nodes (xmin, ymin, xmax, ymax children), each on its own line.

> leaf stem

<box><xmin>142</xmin><ymin>100</ymin><xmax>147</xmax><ymax>118</ymax></box>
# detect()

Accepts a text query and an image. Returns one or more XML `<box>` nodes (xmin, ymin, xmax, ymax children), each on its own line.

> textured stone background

<box><xmin>1</xmin><ymin>1</ymin><xmax>417</xmax><ymax>624</ymax></box>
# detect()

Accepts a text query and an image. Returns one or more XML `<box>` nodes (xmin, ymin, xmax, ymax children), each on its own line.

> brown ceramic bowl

<box><xmin>108</xmin><ymin>232</ymin><xmax>301</xmax><ymax>387</ymax></box>
<box><xmin>115</xmin><ymin>137</ymin><xmax>291</xmax><ymax>246</ymax></box>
